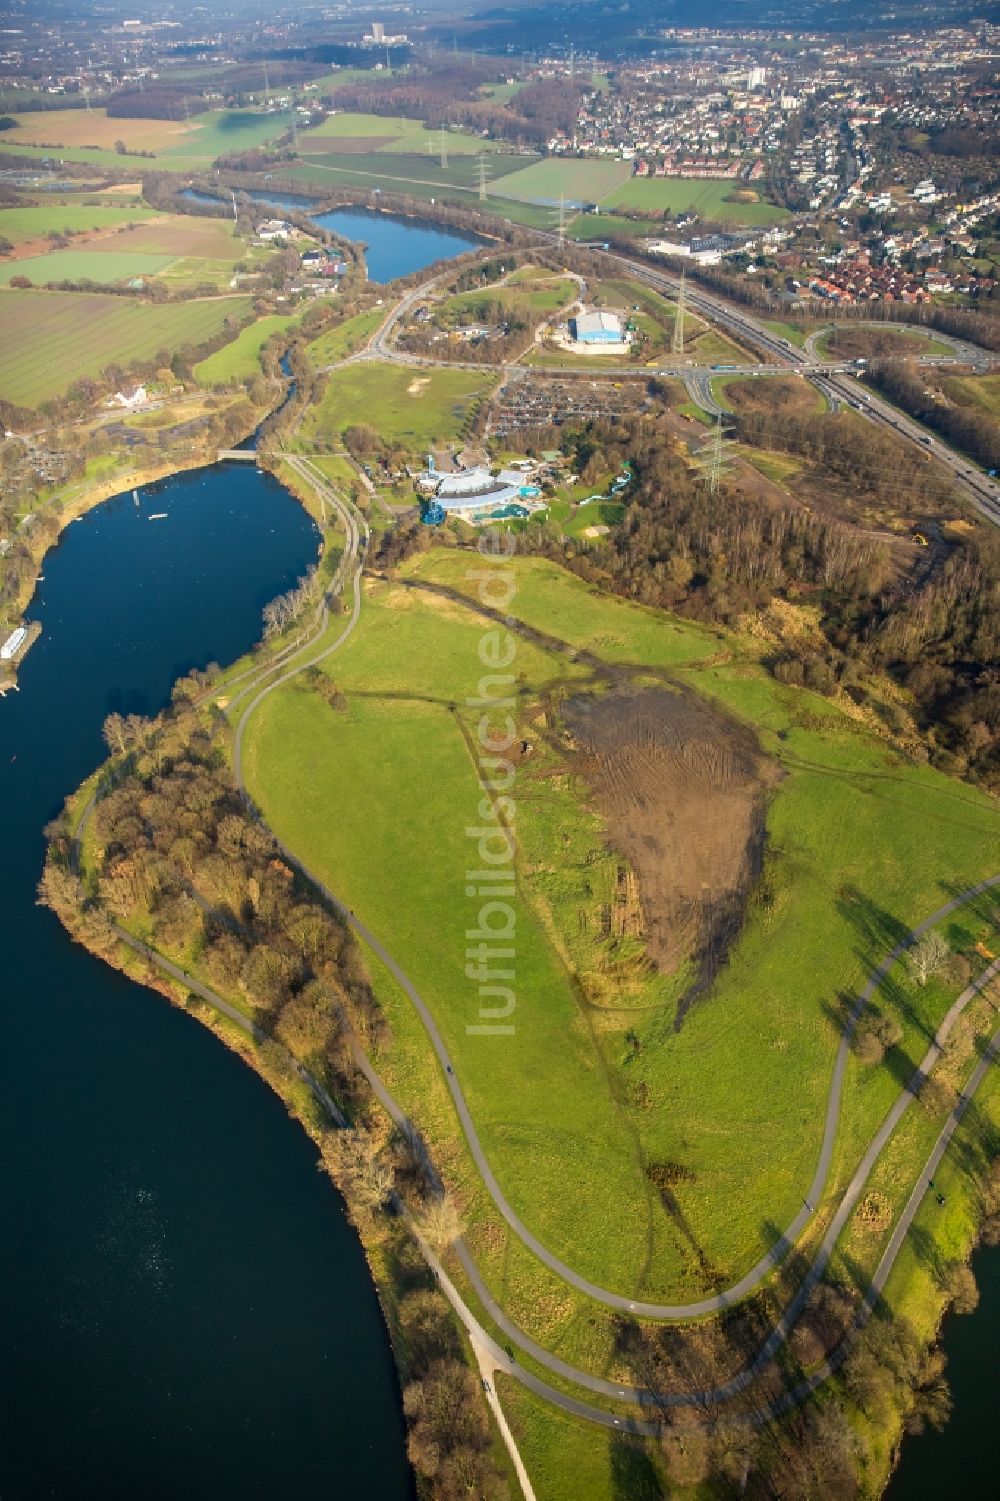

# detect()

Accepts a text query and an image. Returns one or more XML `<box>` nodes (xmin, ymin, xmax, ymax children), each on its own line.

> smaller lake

<box><xmin>180</xmin><ymin>188</ymin><xmax>481</xmax><ymax>282</ymax></box>
<box><xmin>310</xmin><ymin>205</ymin><xmax>481</xmax><ymax>283</ymax></box>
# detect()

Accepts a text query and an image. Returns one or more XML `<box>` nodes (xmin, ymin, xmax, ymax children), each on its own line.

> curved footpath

<box><xmin>75</xmin><ymin>457</ymin><xmax>1000</xmax><ymax>1441</ymax></box>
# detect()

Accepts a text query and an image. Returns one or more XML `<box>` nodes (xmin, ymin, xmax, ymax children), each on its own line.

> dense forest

<box><xmin>328</xmin><ymin>66</ymin><xmax>584</xmax><ymax>146</ymax></box>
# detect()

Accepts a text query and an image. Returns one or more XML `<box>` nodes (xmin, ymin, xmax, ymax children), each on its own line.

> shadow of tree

<box><xmin>835</xmin><ymin>884</ymin><xmax>910</xmax><ymax>972</ymax></box>
<box><xmin>610</xmin><ymin>1433</ymin><xmax>664</xmax><ymax>1501</ymax></box>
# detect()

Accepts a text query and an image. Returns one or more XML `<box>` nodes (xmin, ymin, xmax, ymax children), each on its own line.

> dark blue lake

<box><xmin>0</xmin><ymin>465</ymin><xmax>411</xmax><ymax>1499</ymax></box>
<box><xmin>310</xmin><ymin>205</ymin><xmax>481</xmax><ymax>282</ymax></box>
<box><xmin>180</xmin><ymin>188</ymin><xmax>480</xmax><ymax>282</ymax></box>
<box><xmin>887</xmin><ymin>1242</ymin><xmax>1000</xmax><ymax>1499</ymax></box>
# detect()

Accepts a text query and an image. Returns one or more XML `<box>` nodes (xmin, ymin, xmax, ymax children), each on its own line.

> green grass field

<box><xmin>304</xmin><ymin>111</ymin><xmax>502</xmax><ymax>157</ymax></box>
<box><xmin>434</xmin><ymin>276</ymin><xmax>577</xmax><ymax>324</ymax></box>
<box><xmin>760</xmin><ymin>318</ymin><xmax>809</xmax><ymax>347</ymax></box>
<box><xmin>240</xmin><ymin>549</ymin><xmax>1000</xmax><ymax>1302</ymax></box>
<box><xmin>0</xmin><ymin>288</ymin><xmax>251</xmax><ymax>406</ymax></box>
<box><xmin>944</xmin><ymin>372</ymin><xmax>1000</xmax><ymax>419</ymax></box>
<box><xmin>565</xmin><ymin>212</ymin><xmax>644</xmax><ymax>242</ymax></box>
<box><xmin>299</xmin><ymin>361</ymin><xmax>494</xmax><ymax>451</ymax></box>
<box><xmin>194</xmin><ymin>313</ymin><xmax>299</xmax><ymax>384</ymax></box>
<box><xmin>0</xmin><ymin>202</ymin><xmax>159</xmax><ymax>246</ymax></box>
<box><xmin>305</xmin><ymin>308</ymin><xmax>385</xmax><ymax>365</ymax></box>
<box><xmin>495</xmin><ymin>157</ymin><xmax>634</xmax><ymax>206</ymax></box>
<box><xmin>0</xmin><ymin>249</ymin><xmax>174</xmax><ymax>285</ymax></box>
<box><xmin>606</xmin><ymin>176</ymin><xmax>789</xmax><ymax>225</ymax></box>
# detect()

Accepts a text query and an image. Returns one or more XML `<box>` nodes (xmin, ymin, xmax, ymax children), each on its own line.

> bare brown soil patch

<box><xmin>566</xmin><ymin>686</ymin><xmax>780</xmax><ymax>1023</ymax></box>
<box><xmin>307</xmin><ymin>136</ymin><xmax>399</xmax><ymax>154</ymax></box>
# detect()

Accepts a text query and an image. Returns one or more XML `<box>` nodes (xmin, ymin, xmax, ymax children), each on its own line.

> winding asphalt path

<box><xmin>227</xmin><ymin>462</ymin><xmax>1000</xmax><ymax>1345</ymax></box>
<box><xmin>73</xmin><ymin>453</ymin><xmax>1000</xmax><ymax>1436</ymax></box>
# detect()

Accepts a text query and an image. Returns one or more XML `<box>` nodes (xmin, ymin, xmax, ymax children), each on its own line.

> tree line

<box><xmin>39</xmin><ymin>673</ymin><xmax>509</xmax><ymax>1500</ymax></box>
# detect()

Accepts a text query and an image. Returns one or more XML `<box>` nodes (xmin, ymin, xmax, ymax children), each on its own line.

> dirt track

<box><xmin>566</xmin><ymin>686</ymin><xmax>779</xmax><ymax>1023</ymax></box>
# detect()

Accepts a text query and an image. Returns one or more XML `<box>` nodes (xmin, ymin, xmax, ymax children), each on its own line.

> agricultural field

<box><xmin>0</xmin><ymin>213</ymin><xmax>277</xmax><ymax>291</ymax></box>
<box><xmin>297</xmin><ymin>361</ymin><xmax>495</xmax><ymax>451</ymax></box>
<box><xmin>297</xmin><ymin>150</ymin><xmax>528</xmax><ymax>190</ymax></box>
<box><xmin>0</xmin><ymin>249</ymin><xmax>173</xmax><ymax>285</ymax></box>
<box><xmin>2</xmin><ymin>108</ymin><xmax>195</xmax><ymax>153</ymax></box>
<box><xmin>605</xmin><ymin>175</ymin><xmax>790</xmax><ymax>225</ymax></box>
<box><xmin>0</xmin><ymin>108</ymin><xmax>293</xmax><ymax>173</ymax></box>
<box><xmin>194</xmin><ymin>313</ymin><xmax>299</xmax><ymax>384</ymax></box>
<box><xmin>303</xmin><ymin>111</ymin><xmax>503</xmax><ymax>156</ymax></box>
<box><xmin>240</xmin><ymin>549</ymin><xmax>1000</xmax><ymax>1302</ymax></box>
<box><xmin>0</xmin><ymin>201</ymin><xmax>159</xmax><ymax>247</ymax></box>
<box><xmin>0</xmin><ymin>288</ymin><xmax>251</xmax><ymax>406</ymax></box>
<box><xmin>494</xmin><ymin>157</ymin><xmax>633</xmax><ymax>206</ymax></box>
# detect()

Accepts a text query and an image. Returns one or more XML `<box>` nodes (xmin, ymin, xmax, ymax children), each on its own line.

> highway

<box><xmin>318</xmin><ymin>238</ymin><xmax>1000</xmax><ymax>528</ymax></box>
<box><xmin>526</xmin><ymin>230</ymin><xmax>1000</xmax><ymax>525</ymax></box>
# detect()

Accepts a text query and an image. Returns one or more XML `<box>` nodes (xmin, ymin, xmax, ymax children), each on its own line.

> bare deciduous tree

<box><xmin>907</xmin><ymin>930</ymin><xmax>950</xmax><ymax>987</ymax></box>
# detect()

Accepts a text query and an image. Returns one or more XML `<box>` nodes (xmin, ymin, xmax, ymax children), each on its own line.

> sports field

<box><xmin>606</xmin><ymin>175</ymin><xmax>789</xmax><ymax>224</ymax></box>
<box><xmin>242</xmin><ymin>550</ymin><xmax>1000</xmax><ymax>1300</ymax></box>
<box><xmin>299</xmin><ymin>361</ymin><xmax>495</xmax><ymax>451</ymax></box>
<box><xmin>0</xmin><ymin>289</ymin><xmax>251</xmax><ymax>406</ymax></box>
<box><xmin>0</xmin><ymin>202</ymin><xmax>159</xmax><ymax>246</ymax></box>
<box><xmin>194</xmin><ymin>313</ymin><xmax>299</xmax><ymax>384</ymax></box>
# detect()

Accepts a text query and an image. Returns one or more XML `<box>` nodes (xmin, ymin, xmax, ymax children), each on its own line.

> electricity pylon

<box><xmin>439</xmin><ymin>131</ymin><xmax>448</xmax><ymax>169</ymax></box>
<box><xmin>477</xmin><ymin>151</ymin><xmax>488</xmax><ymax>201</ymax></box>
<box><xmin>694</xmin><ymin>413</ymin><xmax>734</xmax><ymax>494</ymax></box>
<box><xmin>557</xmin><ymin>193</ymin><xmax>566</xmax><ymax>244</ymax></box>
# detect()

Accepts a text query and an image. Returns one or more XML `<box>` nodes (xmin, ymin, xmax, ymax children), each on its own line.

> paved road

<box><xmin>523</xmin><ymin>231</ymin><xmax>1000</xmax><ymax>524</ymax></box>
